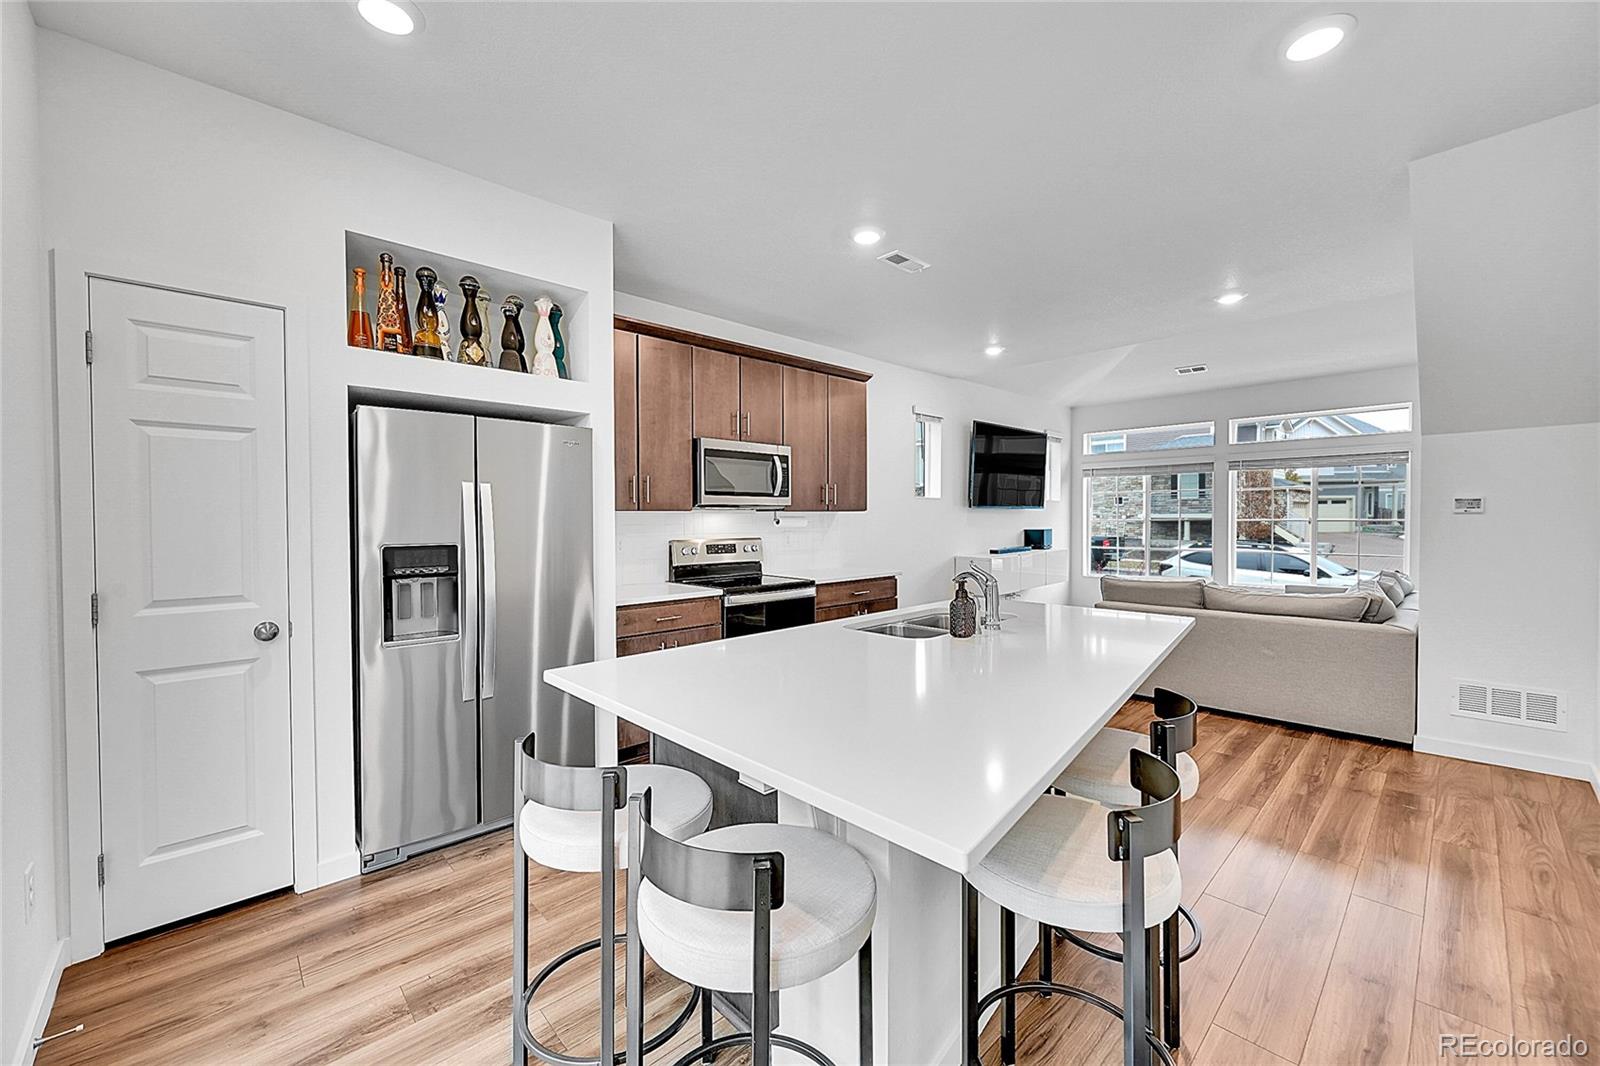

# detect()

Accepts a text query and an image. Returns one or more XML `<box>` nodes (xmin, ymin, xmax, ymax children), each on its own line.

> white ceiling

<box><xmin>30</xmin><ymin>2</ymin><xmax>1598</xmax><ymax>404</ymax></box>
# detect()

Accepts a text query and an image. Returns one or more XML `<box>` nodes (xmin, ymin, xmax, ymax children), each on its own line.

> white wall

<box><xmin>1</xmin><ymin>6</ymin><xmax>69</xmax><ymax>1061</ymax></box>
<box><xmin>36</xmin><ymin>31</ymin><xmax>616</xmax><ymax>932</ymax></box>
<box><xmin>614</xmin><ymin>295</ymin><xmax>1070</xmax><ymax>606</ymax></box>
<box><xmin>1065</xmin><ymin>365</ymin><xmax>1421</xmax><ymax>606</ymax></box>
<box><xmin>1410</xmin><ymin>107</ymin><xmax>1599</xmax><ymax>782</ymax></box>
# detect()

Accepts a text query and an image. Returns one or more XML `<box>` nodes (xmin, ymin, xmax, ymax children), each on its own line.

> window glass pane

<box><xmin>1230</xmin><ymin>457</ymin><xmax>1409</xmax><ymax>585</ymax></box>
<box><xmin>1231</xmin><ymin>403</ymin><xmax>1412</xmax><ymax>445</ymax></box>
<box><xmin>1083</xmin><ymin>421</ymin><xmax>1214</xmax><ymax>455</ymax></box>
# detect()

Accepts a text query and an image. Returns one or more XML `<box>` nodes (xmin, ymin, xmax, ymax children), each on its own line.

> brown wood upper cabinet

<box><xmin>827</xmin><ymin>376</ymin><xmax>868</xmax><ymax>511</ymax></box>
<box><xmin>781</xmin><ymin>368</ymin><xmax>866</xmax><ymax>511</ymax></box>
<box><xmin>613</xmin><ymin>330</ymin><xmax>639</xmax><ymax>510</ymax></box>
<box><xmin>693</xmin><ymin>349</ymin><xmax>783</xmax><ymax>446</ymax></box>
<box><xmin>634</xmin><ymin>335</ymin><xmax>694</xmax><ymax>511</ymax></box>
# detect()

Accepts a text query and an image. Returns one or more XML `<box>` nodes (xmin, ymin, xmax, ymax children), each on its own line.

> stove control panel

<box><xmin>668</xmin><ymin>537</ymin><xmax>763</xmax><ymax>565</ymax></box>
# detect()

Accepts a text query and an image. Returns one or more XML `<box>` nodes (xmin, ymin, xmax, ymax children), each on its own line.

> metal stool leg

<box><xmin>1000</xmin><ymin>907</ymin><xmax>1017</xmax><ymax>1065</ymax></box>
<box><xmin>859</xmin><ymin>935</ymin><xmax>874</xmax><ymax>1066</ymax></box>
<box><xmin>1039</xmin><ymin>924</ymin><xmax>1053</xmax><ymax>997</ymax></box>
<box><xmin>514</xmin><ymin>843</ymin><xmax>529</xmax><ymax>1066</ymax></box>
<box><xmin>699</xmin><ymin>989</ymin><xmax>714</xmax><ymax>1063</ymax></box>
<box><xmin>1162</xmin><ymin>910</ymin><xmax>1180</xmax><ymax>1048</ymax></box>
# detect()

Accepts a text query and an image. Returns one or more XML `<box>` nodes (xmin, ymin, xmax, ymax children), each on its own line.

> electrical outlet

<box><xmin>23</xmin><ymin>863</ymin><xmax>36</xmax><ymax>923</ymax></box>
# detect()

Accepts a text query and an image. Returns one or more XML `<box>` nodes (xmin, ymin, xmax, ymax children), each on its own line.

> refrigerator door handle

<box><xmin>480</xmin><ymin>482</ymin><xmax>497</xmax><ymax>700</ymax></box>
<box><xmin>460</xmin><ymin>481</ymin><xmax>478</xmax><ymax>704</ymax></box>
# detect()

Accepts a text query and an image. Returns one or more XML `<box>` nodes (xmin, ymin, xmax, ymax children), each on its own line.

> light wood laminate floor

<box><xmin>40</xmin><ymin>702</ymin><xmax>1600</xmax><ymax>1065</ymax></box>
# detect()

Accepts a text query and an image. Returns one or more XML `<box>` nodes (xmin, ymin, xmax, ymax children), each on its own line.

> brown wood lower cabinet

<box><xmin>614</xmin><ymin>597</ymin><xmax>723</xmax><ymax>763</ymax></box>
<box><xmin>813</xmin><ymin>576</ymin><xmax>898</xmax><ymax>621</ymax></box>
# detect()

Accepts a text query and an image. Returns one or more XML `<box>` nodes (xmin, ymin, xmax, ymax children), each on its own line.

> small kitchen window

<box><xmin>914</xmin><ymin>409</ymin><xmax>943</xmax><ymax>498</ymax></box>
<box><xmin>1045</xmin><ymin>434</ymin><xmax>1065</xmax><ymax>502</ymax></box>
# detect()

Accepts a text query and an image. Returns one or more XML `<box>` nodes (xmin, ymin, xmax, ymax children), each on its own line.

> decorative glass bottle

<box><xmin>549</xmin><ymin>302</ymin><xmax>569</xmax><ymax>379</ymax></box>
<box><xmin>411</xmin><ymin>267</ymin><xmax>444</xmax><ymax>359</ymax></box>
<box><xmin>949</xmin><ymin>577</ymin><xmax>978</xmax><ymax>638</ymax></box>
<box><xmin>529</xmin><ymin>296</ymin><xmax>559</xmax><ymax>378</ymax></box>
<box><xmin>346</xmin><ymin>267</ymin><xmax>374</xmax><ymax>348</ymax></box>
<box><xmin>499</xmin><ymin>295</ymin><xmax>526</xmax><ymax>372</ymax></box>
<box><xmin>475</xmin><ymin>291</ymin><xmax>493</xmax><ymax>364</ymax></box>
<box><xmin>435</xmin><ymin>287</ymin><xmax>453</xmax><ymax>360</ymax></box>
<box><xmin>455</xmin><ymin>276</ymin><xmax>489</xmax><ymax>366</ymax></box>
<box><xmin>374</xmin><ymin>252</ymin><xmax>407</xmax><ymax>353</ymax></box>
<box><xmin>393</xmin><ymin>266</ymin><xmax>413</xmax><ymax>354</ymax></box>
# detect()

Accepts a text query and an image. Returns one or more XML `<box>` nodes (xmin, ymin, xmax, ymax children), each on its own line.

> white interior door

<box><xmin>89</xmin><ymin>278</ymin><xmax>293</xmax><ymax>940</ymax></box>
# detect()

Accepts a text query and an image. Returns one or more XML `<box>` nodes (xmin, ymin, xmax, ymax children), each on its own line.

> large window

<box><xmin>1228</xmin><ymin>453</ymin><xmax>1409</xmax><ymax>586</ymax></box>
<box><xmin>1083</xmin><ymin>420</ymin><xmax>1215</xmax><ymax>455</ymax></box>
<box><xmin>1084</xmin><ymin>464</ymin><xmax>1214</xmax><ymax>576</ymax></box>
<box><xmin>1231</xmin><ymin>403</ymin><xmax>1412</xmax><ymax>445</ymax></box>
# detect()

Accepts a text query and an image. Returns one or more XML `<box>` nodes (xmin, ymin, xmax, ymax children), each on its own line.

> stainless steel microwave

<box><xmin>694</xmin><ymin>438</ymin><xmax>792</xmax><ymax>508</ymax></box>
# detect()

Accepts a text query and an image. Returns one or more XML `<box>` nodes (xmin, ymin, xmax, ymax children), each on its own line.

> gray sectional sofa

<box><xmin>1092</xmin><ymin>575</ymin><xmax>1419</xmax><ymax>744</ymax></box>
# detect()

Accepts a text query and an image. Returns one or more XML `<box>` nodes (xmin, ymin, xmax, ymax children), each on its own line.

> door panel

<box><xmin>613</xmin><ymin>331</ymin><xmax>639</xmax><ymax>510</ymax></box>
<box><xmin>739</xmin><ymin>358</ymin><xmax>784</xmax><ymax>444</ymax></box>
<box><xmin>781</xmin><ymin>366</ymin><xmax>829</xmax><ymax>511</ymax></box>
<box><xmin>90</xmin><ymin>279</ymin><xmax>292</xmax><ymax>940</ymax></box>
<box><xmin>692</xmin><ymin>347</ymin><xmax>741</xmax><ymax>441</ymax></box>
<box><xmin>475</xmin><ymin>418</ymin><xmax>596</xmax><ymax>804</ymax></box>
<box><xmin>827</xmin><ymin>376</ymin><xmax>869</xmax><ymax>511</ymax></box>
<box><xmin>636</xmin><ymin>338</ymin><xmax>694</xmax><ymax>510</ymax></box>
<box><xmin>354</xmin><ymin>407</ymin><xmax>478</xmax><ymax>862</ymax></box>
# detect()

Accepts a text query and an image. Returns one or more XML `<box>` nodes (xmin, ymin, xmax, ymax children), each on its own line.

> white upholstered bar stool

<box><xmin>963</xmin><ymin>750</ymin><xmax>1184</xmax><ymax>1066</ymax></box>
<box><xmin>1046</xmin><ymin>687</ymin><xmax>1200</xmax><ymax>1048</ymax></box>
<box><xmin>513</xmin><ymin>734</ymin><xmax>714</xmax><ymax>1066</ymax></box>
<box><xmin>624</xmin><ymin>789</ymin><xmax>877</xmax><ymax>1066</ymax></box>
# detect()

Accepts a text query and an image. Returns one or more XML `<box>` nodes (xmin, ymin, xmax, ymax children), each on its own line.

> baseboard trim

<box><xmin>315</xmin><ymin>849</ymin><xmax>362</xmax><ymax>890</ymax></box>
<box><xmin>1413</xmin><ymin>734</ymin><xmax>1593</xmax><ymax>781</ymax></box>
<box><xmin>11</xmin><ymin>937</ymin><xmax>69</xmax><ymax>1066</ymax></box>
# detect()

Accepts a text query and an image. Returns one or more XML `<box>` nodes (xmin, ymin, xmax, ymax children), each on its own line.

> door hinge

<box><xmin>85</xmin><ymin>329</ymin><xmax>94</xmax><ymax>365</ymax></box>
<box><xmin>90</xmin><ymin>592</ymin><xmax>99</xmax><ymax>627</ymax></box>
<box><xmin>96</xmin><ymin>854</ymin><xmax>105</xmax><ymax>888</ymax></box>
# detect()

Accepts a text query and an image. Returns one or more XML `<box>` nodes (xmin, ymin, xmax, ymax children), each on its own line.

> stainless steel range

<box><xmin>668</xmin><ymin>537</ymin><xmax>816</xmax><ymax>636</ymax></box>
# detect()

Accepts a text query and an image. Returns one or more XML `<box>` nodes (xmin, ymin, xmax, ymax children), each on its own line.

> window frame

<box><xmin>1081</xmin><ymin>462</ymin><xmax>1217</xmax><ymax>579</ymax></box>
<box><xmin>913</xmin><ymin>408</ymin><xmax>943</xmax><ymax>499</ymax></box>
<box><xmin>1229</xmin><ymin>402</ymin><xmax>1414</xmax><ymax>446</ymax></box>
<box><xmin>1082</xmin><ymin>420</ymin><xmax>1216</xmax><ymax>457</ymax></box>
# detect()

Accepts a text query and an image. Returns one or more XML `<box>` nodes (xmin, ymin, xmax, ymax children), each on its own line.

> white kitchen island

<box><xmin>545</xmin><ymin>599</ymin><xmax>1192</xmax><ymax>1064</ymax></box>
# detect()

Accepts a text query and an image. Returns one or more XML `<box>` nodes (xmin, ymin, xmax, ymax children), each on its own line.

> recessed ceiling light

<box><xmin>1284</xmin><ymin>14</ymin><xmax>1356</xmax><ymax>62</ymax></box>
<box><xmin>984</xmin><ymin>344</ymin><xmax>1006</xmax><ymax>357</ymax></box>
<box><xmin>1215</xmin><ymin>291</ymin><xmax>1247</xmax><ymax>306</ymax></box>
<box><xmin>851</xmin><ymin>227</ymin><xmax>884</xmax><ymax>247</ymax></box>
<box><xmin>357</xmin><ymin>0</ymin><xmax>422</xmax><ymax>36</ymax></box>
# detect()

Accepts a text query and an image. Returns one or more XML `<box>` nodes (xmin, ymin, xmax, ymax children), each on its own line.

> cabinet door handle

<box><xmin>655</xmin><ymin>614</ymin><xmax>683</xmax><ymax>623</ymax></box>
<box><xmin>743</xmin><ymin>412</ymin><xmax>750</xmax><ymax>436</ymax></box>
<box><xmin>852</xmin><ymin>589</ymin><xmax>870</xmax><ymax>596</ymax></box>
<box><xmin>629</xmin><ymin>475</ymin><xmax>637</xmax><ymax>504</ymax></box>
<box><xmin>644</xmin><ymin>475</ymin><xmax>652</xmax><ymax>504</ymax></box>
<box><xmin>821</xmin><ymin>484</ymin><xmax>828</xmax><ymax>504</ymax></box>
<box><xmin>731</xmin><ymin>411</ymin><xmax>738</xmax><ymax>435</ymax></box>
<box><xmin>658</xmin><ymin>641</ymin><xmax>666</xmax><ymax>651</ymax></box>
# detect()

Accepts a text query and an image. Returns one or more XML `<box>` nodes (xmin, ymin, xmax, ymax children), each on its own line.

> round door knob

<box><xmin>254</xmin><ymin>621</ymin><xmax>281</xmax><ymax>642</ymax></box>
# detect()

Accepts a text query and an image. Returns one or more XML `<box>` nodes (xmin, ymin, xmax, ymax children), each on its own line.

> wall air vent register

<box><xmin>1454</xmin><ymin>680</ymin><xmax>1565</xmax><ymax>731</ymax></box>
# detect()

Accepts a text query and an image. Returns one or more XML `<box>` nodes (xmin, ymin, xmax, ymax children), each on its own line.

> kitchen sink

<box><xmin>852</xmin><ymin>613</ymin><xmax>950</xmax><ymax>638</ymax></box>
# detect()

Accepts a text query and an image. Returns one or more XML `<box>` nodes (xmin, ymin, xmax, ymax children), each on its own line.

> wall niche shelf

<box><xmin>343</xmin><ymin>230</ymin><xmax>589</xmax><ymax>383</ymax></box>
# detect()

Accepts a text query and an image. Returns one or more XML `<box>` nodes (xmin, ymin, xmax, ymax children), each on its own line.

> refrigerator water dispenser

<box><xmin>382</xmin><ymin>545</ymin><xmax>459</xmax><ymax>644</ymax></box>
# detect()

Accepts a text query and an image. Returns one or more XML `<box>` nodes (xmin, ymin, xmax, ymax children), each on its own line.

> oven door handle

<box><xmin>724</xmin><ymin>587</ymin><xmax>817</xmax><ymax>607</ymax></box>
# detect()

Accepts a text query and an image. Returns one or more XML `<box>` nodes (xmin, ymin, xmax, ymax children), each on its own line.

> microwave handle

<box><xmin>771</xmin><ymin>455</ymin><xmax>783</xmax><ymax>494</ymax></box>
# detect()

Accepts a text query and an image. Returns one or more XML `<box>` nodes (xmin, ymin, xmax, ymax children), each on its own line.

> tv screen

<box><xmin>969</xmin><ymin>421</ymin><xmax>1047</xmax><ymax>508</ymax></box>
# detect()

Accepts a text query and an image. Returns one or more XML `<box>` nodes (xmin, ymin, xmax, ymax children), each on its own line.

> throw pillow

<box><xmin>1099</xmin><ymin>576</ymin><xmax>1206</xmax><ymax>609</ymax></box>
<box><xmin>1375</xmin><ymin>573</ymin><xmax>1406</xmax><ymax>606</ymax></box>
<box><xmin>1355</xmin><ymin>578</ymin><xmax>1400</xmax><ymax>622</ymax></box>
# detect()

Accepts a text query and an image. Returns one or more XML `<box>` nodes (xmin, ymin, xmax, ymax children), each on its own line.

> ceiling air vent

<box><xmin>1453</xmin><ymin>679</ymin><xmax>1566</xmax><ymax>731</ymax></box>
<box><xmin>877</xmin><ymin>249</ymin><xmax>931</xmax><ymax>274</ymax></box>
<box><xmin>1174</xmin><ymin>364</ymin><xmax>1209</xmax><ymax>377</ymax></box>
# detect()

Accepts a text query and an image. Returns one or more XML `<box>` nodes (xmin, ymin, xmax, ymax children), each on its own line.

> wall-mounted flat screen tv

<box><xmin>969</xmin><ymin>421</ymin><xmax>1047</xmax><ymax>508</ymax></box>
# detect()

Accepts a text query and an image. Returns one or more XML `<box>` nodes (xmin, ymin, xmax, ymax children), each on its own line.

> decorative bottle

<box><xmin>411</xmin><ymin>267</ymin><xmax>444</xmax><ymax>359</ymax></box>
<box><xmin>499</xmin><ymin>295</ymin><xmax>526</xmax><ymax>372</ymax></box>
<box><xmin>346</xmin><ymin>267</ymin><xmax>374</xmax><ymax>348</ymax></box>
<box><xmin>549</xmin><ymin>302</ymin><xmax>569</xmax><ymax>379</ymax></box>
<box><xmin>435</xmin><ymin>287</ymin><xmax>453</xmax><ymax>360</ymax></box>
<box><xmin>529</xmin><ymin>296</ymin><xmax>559</xmax><ymax>377</ymax></box>
<box><xmin>374</xmin><ymin>252</ymin><xmax>407</xmax><ymax>352</ymax></box>
<box><xmin>393</xmin><ymin>266</ymin><xmax>414</xmax><ymax>355</ymax></box>
<box><xmin>949</xmin><ymin>577</ymin><xmax>977</xmax><ymax>638</ymax></box>
<box><xmin>455</xmin><ymin>276</ymin><xmax>489</xmax><ymax>366</ymax></box>
<box><xmin>475</xmin><ymin>291</ymin><xmax>493</xmax><ymax>364</ymax></box>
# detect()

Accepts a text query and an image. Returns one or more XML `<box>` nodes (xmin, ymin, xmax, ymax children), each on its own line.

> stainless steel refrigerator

<box><xmin>354</xmin><ymin>406</ymin><xmax>595</xmax><ymax>872</ymax></box>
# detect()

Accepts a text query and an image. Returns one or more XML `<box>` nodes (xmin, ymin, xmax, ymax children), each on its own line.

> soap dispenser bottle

<box><xmin>949</xmin><ymin>577</ymin><xmax>978</xmax><ymax>638</ymax></box>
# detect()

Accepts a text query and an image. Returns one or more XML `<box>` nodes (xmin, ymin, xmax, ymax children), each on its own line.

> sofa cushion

<box><xmin>1375</xmin><ymin>573</ymin><xmax>1406</xmax><ymax>606</ymax></box>
<box><xmin>1202</xmin><ymin>583</ymin><xmax>1371</xmax><ymax>621</ymax></box>
<box><xmin>1380</xmin><ymin>569</ymin><xmax>1416</xmax><ymax>596</ymax></box>
<box><xmin>1099</xmin><ymin>576</ymin><xmax>1206</xmax><ymax>609</ymax></box>
<box><xmin>1354</xmin><ymin>579</ymin><xmax>1400</xmax><ymax>623</ymax></box>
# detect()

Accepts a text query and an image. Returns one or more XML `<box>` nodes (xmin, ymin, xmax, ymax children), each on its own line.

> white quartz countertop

<box><xmin>547</xmin><ymin>600</ymin><xmax>1192</xmax><ymax>872</ymax></box>
<box><xmin>795</xmin><ymin>567</ymin><xmax>903</xmax><ymax>585</ymax></box>
<box><xmin>615</xmin><ymin>582</ymin><xmax>722</xmax><ymax>608</ymax></box>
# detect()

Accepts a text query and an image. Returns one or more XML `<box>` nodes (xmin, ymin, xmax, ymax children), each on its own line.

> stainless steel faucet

<box><xmin>954</xmin><ymin>567</ymin><xmax>1002</xmax><ymax>631</ymax></box>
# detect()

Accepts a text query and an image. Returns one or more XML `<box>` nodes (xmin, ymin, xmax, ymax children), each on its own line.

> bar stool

<box><xmin>963</xmin><ymin>749</ymin><xmax>1183</xmax><ymax>1066</ymax></box>
<box><xmin>1047</xmin><ymin>688</ymin><xmax>1201</xmax><ymax>1048</ymax></box>
<box><xmin>624</xmin><ymin>788</ymin><xmax>876</xmax><ymax>1066</ymax></box>
<box><xmin>513</xmin><ymin>734</ymin><xmax>714</xmax><ymax>1066</ymax></box>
